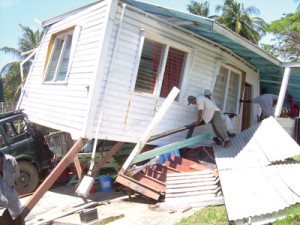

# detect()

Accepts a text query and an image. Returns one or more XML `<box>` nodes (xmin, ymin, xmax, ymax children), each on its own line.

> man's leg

<box><xmin>211</xmin><ymin>111</ymin><xmax>231</xmax><ymax>148</ymax></box>
<box><xmin>13</xmin><ymin>214</ymin><xmax>25</xmax><ymax>225</ymax></box>
<box><xmin>0</xmin><ymin>209</ymin><xmax>14</xmax><ymax>225</ymax></box>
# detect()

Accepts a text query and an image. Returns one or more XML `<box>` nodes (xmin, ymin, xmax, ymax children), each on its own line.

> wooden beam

<box><xmin>22</xmin><ymin>138</ymin><xmax>87</xmax><ymax>218</ymax></box>
<box><xmin>118</xmin><ymin>87</ymin><xmax>180</xmax><ymax>173</ymax></box>
<box><xmin>73</xmin><ymin>155</ymin><xmax>82</xmax><ymax>180</ymax></box>
<box><xmin>91</xmin><ymin>142</ymin><xmax>124</xmax><ymax>177</ymax></box>
<box><xmin>132</xmin><ymin>132</ymin><xmax>214</xmax><ymax>164</ymax></box>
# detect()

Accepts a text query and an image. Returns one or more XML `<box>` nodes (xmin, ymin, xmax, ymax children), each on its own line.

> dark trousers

<box><xmin>0</xmin><ymin>209</ymin><xmax>25</xmax><ymax>225</ymax></box>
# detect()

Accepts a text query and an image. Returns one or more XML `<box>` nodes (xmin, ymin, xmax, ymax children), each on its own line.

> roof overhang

<box><xmin>122</xmin><ymin>0</ymin><xmax>300</xmax><ymax>101</ymax></box>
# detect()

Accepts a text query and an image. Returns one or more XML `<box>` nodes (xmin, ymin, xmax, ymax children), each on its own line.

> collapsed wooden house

<box><xmin>17</xmin><ymin>0</ymin><xmax>300</xmax><ymax>223</ymax></box>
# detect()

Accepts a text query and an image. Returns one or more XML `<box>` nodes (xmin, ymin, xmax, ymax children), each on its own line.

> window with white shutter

<box><xmin>134</xmin><ymin>37</ymin><xmax>188</xmax><ymax>98</ymax></box>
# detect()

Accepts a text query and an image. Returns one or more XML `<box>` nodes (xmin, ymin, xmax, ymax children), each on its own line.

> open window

<box><xmin>43</xmin><ymin>26</ymin><xmax>81</xmax><ymax>84</ymax></box>
<box><xmin>134</xmin><ymin>36</ymin><xmax>189</xmax><ymax>98</ymax></box>
<box><xmin>213</xmin><ymin>65</ymin><xmax>242</xmax><ymax>114</ymax></box>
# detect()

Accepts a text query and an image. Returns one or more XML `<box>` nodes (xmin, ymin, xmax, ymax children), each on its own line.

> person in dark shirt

<box><xmin>287</xmin><ymin>94</ymin><xmax>299</xmax><ymax>118</ymax></box>
<box><xmin>0</xmin><ymin>152</ymin><xmax>25</xmax><ymax>225</ymax></box>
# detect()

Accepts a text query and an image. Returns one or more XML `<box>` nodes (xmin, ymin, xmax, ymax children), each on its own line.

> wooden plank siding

<box><xmin>19</xmin><ymin>1</ymin><xmax>260</xmax><ymax>145</ymax></box>
<box><xmin>19</xmin><ymin>1</ymin><xmax>110</xmax><ymax>137</ymax></box>
<box><xmin>89</xmin><ymin>4</ymin><xmax>260</xmax><ymax>145</ymax></box>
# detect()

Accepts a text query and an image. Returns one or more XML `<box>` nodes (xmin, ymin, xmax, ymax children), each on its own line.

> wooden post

<box><xmin>22</xmin><ymin>138</ymin><xmax>87</xmax><ymax>218</ymax></box>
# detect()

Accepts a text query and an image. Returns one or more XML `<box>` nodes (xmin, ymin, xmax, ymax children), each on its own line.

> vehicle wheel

<box><xmin>15</xmin><ymin>161</ymin><xmax>39</xmax><ymax>195</ymax></box>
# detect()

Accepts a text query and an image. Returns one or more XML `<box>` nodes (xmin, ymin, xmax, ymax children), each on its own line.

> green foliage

<box><xmin>187</xmin><ymin>1</ymin><xmax>210</xmax><ymax>17</ymax></box>
<box><xmin>0</xmin><ymin>24</ymin><xmax>44</xmax><ymax>102</ymax></box>
<box><xmin>265</xmin><ymin>11</ymin><xmax>300</xmax><ymax>61</ymax></box>
<box><xmin>2</xmin><ymin>63</ymin><xmax>21</xmax><ymax>102</ymax></box>
<box><xmin>176</xmin><ymin>205</ymin><xmax>230</xmax><ymax>225</ymax></box>
<box><xmin>215</xmin><ymin>0</ymin><xmax>267</xmax><ymax>44</ymax></box>
<box><xmin>186</xmin><ymin>0</ymin><xmax>267</xmax><ymax>44</ymax></box>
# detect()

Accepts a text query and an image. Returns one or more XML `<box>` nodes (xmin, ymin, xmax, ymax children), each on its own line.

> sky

<box><xmin>0</xmin><ymin>0</ymin><xmax>299</xmax><ymax>70</ymax></box>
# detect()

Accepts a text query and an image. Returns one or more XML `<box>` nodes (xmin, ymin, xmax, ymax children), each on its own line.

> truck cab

<box><xmin>0</xmin><ymin>110</ymin><xmax>53</xmax><ymax>195</ymax></box>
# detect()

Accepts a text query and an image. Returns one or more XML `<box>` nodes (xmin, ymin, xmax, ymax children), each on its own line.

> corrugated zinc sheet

<box><xmin>219</xmin><ymin>164</ymin><xmax>300</xmax><ymax>221</ymax></box>
<box><xmin>213</xmin><ymin>117</ymin><xmax>300</xmax><ymax>222</ymax></box>
<box><xmin>214</xmin><ymin>117</ymin><xmax>300</xmax><ymax>170</ymax></box>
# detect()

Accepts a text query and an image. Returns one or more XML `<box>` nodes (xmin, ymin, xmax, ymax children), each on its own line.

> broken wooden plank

<box><xmin>115</xmin><ymin>174</ymin><xmax>161</xmax><ymax>200</ymax></box>
<box><xmin>132</xmin><ymin>132</ymin><xmax>214</xmax><ymax>164</ymax></box>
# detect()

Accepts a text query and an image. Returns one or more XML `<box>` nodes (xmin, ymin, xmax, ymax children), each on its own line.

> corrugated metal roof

<box><xmin>214</xmin><ymin>117</ymin><xmax>300</xmax><ymax>170</ymax></box>
<box><xmin>219</xmin><ymin>164</ymin><xmax>300</xmax><ymax>221</ymax></box>
<box><xmin>213</xmin><ymin>117</ymin><xmax>300</xmax><ymax>221</ymax></box>
<box><xmin>121</xmin><ymin>0</ymin><xmax>300</xmax><ymax>102</ymax></box>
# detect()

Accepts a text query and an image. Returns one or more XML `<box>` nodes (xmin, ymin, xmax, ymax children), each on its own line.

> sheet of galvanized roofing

<box><xmin>214</xmin><ymin>117</ymin><xmax>300</xmax><ymax>222</ymax></box>
<box><xmin>219</xmin><ymin>164</ymin><xmax>300</xmax><ymax>221</ymax></box>
<box><xmin>214</xmin><ymin>117</ymin><xmax>300</xmax><ymax>170</ymax></box>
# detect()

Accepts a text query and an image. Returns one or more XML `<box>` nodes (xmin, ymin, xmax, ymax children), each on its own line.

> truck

<box><xmin>0</xmin><ymin>110</ymin><xmax>54</xmax><ymax>195</ymax></box>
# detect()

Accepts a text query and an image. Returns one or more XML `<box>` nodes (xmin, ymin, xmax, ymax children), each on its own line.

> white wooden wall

<box><xmin>88</xmin><ymin>4</ymin><xmax>260</xmax><ymax>146</ymax></box>
<box><xmin>19</xmin><ymin>1</ymin><xmax>110</xmax><ymax>138</ymax></box>
<box><xmin>19</xmin><ymin>1</ymin><xmax>260</xmax><ymax>146</ymax></box>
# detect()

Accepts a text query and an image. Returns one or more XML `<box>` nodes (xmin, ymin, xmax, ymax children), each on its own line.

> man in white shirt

<box><xmin>188</xmin><ymin>92</ymin><xmax>232</xmax><ymax>148</ymax></box>
<box><xmin>240</xmin><ymin>88</ymin><xmax>278</xmax><ymax>121</ymax></box>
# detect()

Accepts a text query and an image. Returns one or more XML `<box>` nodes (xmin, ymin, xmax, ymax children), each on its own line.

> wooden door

<box><xmin>241</xmin><ymin>83</ymin><xmax>251</xmax><ymax>131</ymax></box>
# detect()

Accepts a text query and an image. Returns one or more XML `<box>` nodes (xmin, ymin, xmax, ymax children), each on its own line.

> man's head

<box><xmin>188</xmin><ymin>96</ymin><xmax>196</xmax><ymax>105</ymax></box>
<box><xmin>204</xmin><ymin>89</ymin><xmax>211</xmax><ymax>97</ymax></box>
<box><xmin>287</xmin><ymin>94</ymin><xmax>293</xmax><ymax>102</ymax></box>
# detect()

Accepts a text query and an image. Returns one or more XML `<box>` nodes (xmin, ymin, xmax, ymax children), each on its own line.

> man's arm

<box><xmin>193</xmin><ymin>110</ymin><xmax>203</xmax><ymax>126</ymax></box>
<box><xmin>240</xmin><ymin>99</ymin><xmax>252</xmax><ymax>103</ymax></box>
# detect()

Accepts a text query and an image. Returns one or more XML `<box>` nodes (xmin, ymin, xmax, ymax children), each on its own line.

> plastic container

<box><xmin>99</xmin><ymin>175</ymin><xmax>112</xmax><ymax>192</ymax></box>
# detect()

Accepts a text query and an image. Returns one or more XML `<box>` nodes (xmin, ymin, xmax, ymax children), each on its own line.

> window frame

<box><xmin>131</xmin><ymin>31</ymin><xmax>193</xmax><ymax>100</ymax></box>
<box><xmin>43</xmin><ymin>25</ymin><xmax>81</xmax><ymax>84</ymax></box>
<box><xmin>213</xmin><ymin>64</ymin><xmax>242</xmax><ymax>114</ymax></box>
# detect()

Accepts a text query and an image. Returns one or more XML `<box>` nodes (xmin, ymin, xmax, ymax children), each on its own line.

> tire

<box><xmin>15</xmin><ymin>161</ymin><xmax>39</xmax><ymax>195</ymax></box>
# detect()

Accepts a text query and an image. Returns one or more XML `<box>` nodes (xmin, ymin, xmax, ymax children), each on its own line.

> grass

<box><xmin>175</xmin><ymin>204</ymin><xmax>300</xmax><ymax>225</ymax></box>
<box><xmin>273</xmin><ymin>204</ymin><xmax>300</xmax><ymax>225</ymax></box>
<box><xmin>175</xmin><ymin>205</ymin><xmax>231</xmax><ymax>225</ymax></box>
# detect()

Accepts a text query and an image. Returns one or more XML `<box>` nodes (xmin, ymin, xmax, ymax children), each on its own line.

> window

<box><xmin>44</xmin><ymin>26</ymin><xmax>81</xmax><ymax>83</ymax></box>
<box><xmin>134</xmin><ymin>38</ymin><xmax>187</xmax><ymax>97</ymax></box>
<box><xmin>213</xmin><ymin>65</ymin><xmax>241</xmax><ymax>114</ymax></box>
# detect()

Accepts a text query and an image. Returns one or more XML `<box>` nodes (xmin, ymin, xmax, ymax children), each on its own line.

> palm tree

<box><xmin>187</xmin><ymin>1</ymin><xmax>210</xmax><ymax>17</ymax></box>
<box><xmin>0</xmin><ymin>24</ymin><xmax>44</xmax><ymax>101</ymax></box>
<box><xmin>215</xmin><ymin>0</ymin><xmax>267</xmax><ymax>44</ymax></box>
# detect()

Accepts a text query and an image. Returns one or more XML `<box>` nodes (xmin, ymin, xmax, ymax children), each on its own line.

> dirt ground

<box><xmin>21</xmin><ymin>183</ymin><xmax>200</xmax><ymax>225</ymax></box>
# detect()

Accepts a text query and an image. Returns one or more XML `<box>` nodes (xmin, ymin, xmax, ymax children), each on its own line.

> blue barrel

<box><xmin>99</xmin><ymin>175</ymin><xmax>112</xmax><ymax>192</ymax></box>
